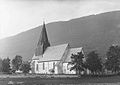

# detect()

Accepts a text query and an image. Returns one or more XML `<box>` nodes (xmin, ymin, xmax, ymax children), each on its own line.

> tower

<box><xmin>35</xmin><ymin>22</ymin><xmax>50</xmax><ymax>56</ymax></box>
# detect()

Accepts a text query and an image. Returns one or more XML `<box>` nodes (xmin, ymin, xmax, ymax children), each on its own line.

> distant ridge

<box><xmin>1</xmin><ymin>11</ymin><xmax>120</xmax><ymax>61</ymax></box>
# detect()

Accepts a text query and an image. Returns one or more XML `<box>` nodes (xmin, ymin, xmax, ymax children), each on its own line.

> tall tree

<box><xmin>86</xmin><ymin>51</ymin><xmax>102</xmax><ymax>74</ymax></box>
<box><xmin>69</xmin><ymin>52</ymin><xmax>84</xmax><ymax>75</ymax></box>
<box><xmin>2</xmin><ymin>57</ymin><xmax>11</xmax><ymax>73</ymax></box>
<box><xmin>12</xmin><ymin>55</ymin><xmax>22</xmax><ymax>72</ymax></box>
<box><xmin>105</xmin><ymin>45</ymin><xmax>120</xmax><ymax>73</ymax></box>
<box><xmin>21</xmin><ymin>61</ymin><xmax>31</xmax><ymax>74</ymax></box>
<box><xmin>0</xmin><ymin>58</ymin><xmax>3</xmax><ymax>72</ymax></box>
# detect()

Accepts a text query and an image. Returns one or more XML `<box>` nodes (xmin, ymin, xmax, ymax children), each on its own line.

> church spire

<box><xmin>35</xmin><ymin>22</ymin><xmax>50</xmax><ymax>56</ymax></box>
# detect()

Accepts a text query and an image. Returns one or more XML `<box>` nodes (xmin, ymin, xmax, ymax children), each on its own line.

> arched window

<box><xmin>36</xmin><ymin>64</ymin><xmax>39</xmax><ymax>71</ymax></box>
<box><xmin>67</xmin><ymin>63</ymin><xmax>69</xmax><ymax>70</ymax></box>
<box><xmin>53</xmin><ymin>62</ymin><xmax>55</xmax><ymax>69</ymax></box>
<box><xmin>43</xmin><ymin>62</ymin><xmax>45</xmax><ymax>70</ymax></box>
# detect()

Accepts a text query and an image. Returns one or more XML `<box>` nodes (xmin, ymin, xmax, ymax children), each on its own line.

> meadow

<box><xmin>0</xmin><ymin>74</ymin><xmax>120</xmax><ymax>85</ymax></box>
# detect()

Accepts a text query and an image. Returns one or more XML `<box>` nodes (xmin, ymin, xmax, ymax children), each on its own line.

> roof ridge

<box><xmin>69</xmin><ymin>47</ymin><xmax>82</xmax><ymax>49</ymax></box>
<box><xmin>47</xmin><ymin>43</ymin><xmax>68</xmax><ymax>48</ymax></box>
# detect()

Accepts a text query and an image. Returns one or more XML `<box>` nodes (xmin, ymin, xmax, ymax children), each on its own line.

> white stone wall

<box><xmin>38</xmin><ymin>63</ymin><xmax>44</xmax><ymax>73</ymax></box>
<box><xmin>34</xmin><ymin>61</ymin><xmax>58</xmax><ymax>74</ymax></box>
<box><xmin>34</xmin><ymin>61</ymin><xmax>76</xmax><ymax>74</ymax></box>
<box><xmin>34</xmin><ymin>60</ymin><xmax>39</xmax><ymax>73</ymax></box>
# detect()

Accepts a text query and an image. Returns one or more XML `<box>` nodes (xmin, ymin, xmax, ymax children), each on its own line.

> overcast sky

<box><xmin>0</xmin><ymin>0</ymin><xmax>120</xmax><ymax>39</ymax></box>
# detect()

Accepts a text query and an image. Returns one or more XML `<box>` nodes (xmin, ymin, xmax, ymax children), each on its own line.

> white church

<box><xmin>31</xmin><ymin>22</ymin><xmax>84</xmax><ymax>74</ymax></box>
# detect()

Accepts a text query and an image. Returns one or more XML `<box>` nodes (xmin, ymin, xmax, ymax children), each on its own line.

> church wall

<box><xmin>33</xmin><ymin>60</ymin><xmax>76</xmax><ymax>74</ymax></box>
<box><xmin>54</xmin><ymin>66</ymin><xmax>58</xmax><ymax>74</ymax></box>
<box><xmin>38</xmin><ymin>62</ymin><xmax>44</xmax><ymax>73</ymax></box>
<box><xmin>57</xmin><ymin>62</ymin><xmax>63</xmax><ymax>74</ymax></box>
<box><xmin>35</xmin><ymin>61</ymin><xmax>58</xmax><ymax>74</ymax></box>
<box><xmin>34</xmin><ymin>60</ymin><xmax>39</xmax><ymax>73</ymax></box>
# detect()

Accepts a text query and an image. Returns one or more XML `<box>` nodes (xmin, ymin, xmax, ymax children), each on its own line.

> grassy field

<box><xmin>0</xmin><ymin>74</ymin><xmax>120</xmax><ymax>85</ymax></box>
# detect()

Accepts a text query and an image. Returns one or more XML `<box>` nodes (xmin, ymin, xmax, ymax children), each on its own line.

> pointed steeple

<box><xmin>35</xmin><ymin>22</ymin><xmax>50</xmax><ymax>56</ymax></box>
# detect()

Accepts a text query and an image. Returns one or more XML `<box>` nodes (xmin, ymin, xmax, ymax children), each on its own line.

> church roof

<box><xmin>32</xmin><ymin>43</ymin><xmax>68</xmax><ymax>62</ymax></box>
<box><xmin>64</xmin><ymin>47</ymin><xmax>83</xmax><ymax>62</ymax></box>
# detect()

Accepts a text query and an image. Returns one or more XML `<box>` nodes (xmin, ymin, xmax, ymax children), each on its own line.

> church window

<box><xmin>67</xmin><ymin>63</ymin><xmax>69</xmax><ymax>70</ymax></box>
<box><xmin>43</xmin><ymin>62</ymin><xmax>45</xmax><ymax>70</ymax></box>
<box><xmin>36</xmin><ymin>64</ymin><xmax>39</xmax><ymax>71</ymax></box>
<box><xmin>53</xmin><ymin>62</ymin><xmax>55</xmax><ymax>69</ymax></box>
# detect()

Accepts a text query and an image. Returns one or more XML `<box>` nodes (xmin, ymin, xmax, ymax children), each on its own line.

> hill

<box><xmin>1</xmin><ymin>11</ymin><xmax>120</xmax><ymax>61</ymax></box>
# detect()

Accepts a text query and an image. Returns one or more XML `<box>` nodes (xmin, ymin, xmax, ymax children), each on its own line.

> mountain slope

<box><xmin>1</xmin><ymin>11</ymin><xmax>120</xmax><ymax>61</ymax></box>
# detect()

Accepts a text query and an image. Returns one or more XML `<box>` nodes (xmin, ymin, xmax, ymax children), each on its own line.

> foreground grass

<box><xmin>0</xmin><ymin>74</ymin><xmax>120</xmax><ymax>85</ymax></box>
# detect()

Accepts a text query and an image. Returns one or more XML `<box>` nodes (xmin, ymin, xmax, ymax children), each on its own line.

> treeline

<box><xmin>69</xmin><ymin>44</ymin><xmax>120</xmax><ymax>75</ymax></box>
<box><xmin>0</xmin><ymin>55</ymin><xmax>31</xmax><ymax>74</ymax></box>
<box><xmin>1</xmin><ymin>44</ymin><xmax>120</xmax><ymax>75</ymax></box>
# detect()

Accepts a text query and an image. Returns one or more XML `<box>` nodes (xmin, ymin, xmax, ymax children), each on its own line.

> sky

<box><xmin>0</xmin><ymin>0</ymin><xmax>120</xmax><ymax>39</ymax></box>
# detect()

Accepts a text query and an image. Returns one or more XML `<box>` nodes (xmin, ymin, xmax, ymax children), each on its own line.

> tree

<box><xmin>2</xmin><ymin>57</ymin><xmax>11</xmax><ymax>74</ymax></box>
<box><xmin>105</xmin><ymin>45</ymin><xmax>120</xmax><ymax>73</ymax></box>
<box><xmin>0</xmin><ymin>58</ymin><xmax>3</xmax><ymax>72</ymax></box>
<box><xmin>85</xmin><ymin>51</ymin><xmax>102</xmax><ymax>74</ymax></box>
<box><xmin>12</xmin><ymin>55</ymin><xmax>22</xmax><ymax>72</ymax></box>
<box><xmin>69</xmin><ymin>52</ymin><xmax>84</xmax><ymax>75</ymax></box>
<box><xmin>21</xmin><ymin>61</ymin><xmax>31</xmax><ymax>74</ymax></box>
